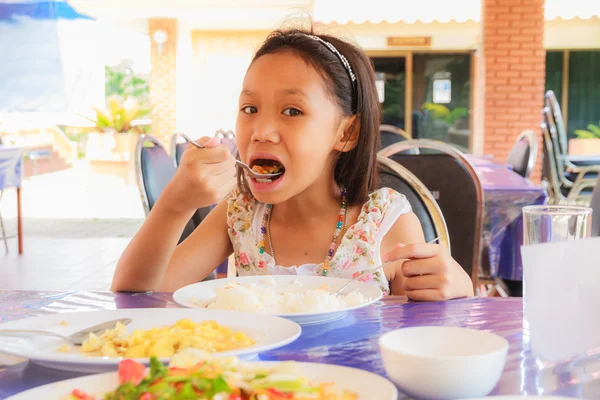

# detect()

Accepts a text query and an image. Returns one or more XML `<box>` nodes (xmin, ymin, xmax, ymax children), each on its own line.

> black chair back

<box><xmin>377</xmin><ymin>156</ymin><xmax>450</xmax><ymax>251</ymax></box>
<box><xmin>507</xmin><ymin>130</ymin><xmax>537</xmax><ymax>179</ymax></box>
<box><xmin>380</xmin><ymin>125</ymin><xmax>417</xmax><ymax>154</ymax></box>
<box><xmin>380</xmin><ymin>139</ymin><xmax>483</xmax><ymax>284</ymax></box>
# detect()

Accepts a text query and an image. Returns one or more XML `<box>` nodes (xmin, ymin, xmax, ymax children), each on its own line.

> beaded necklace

<box><xmin>258</xmin><ymin>187</ymin><xmax>348</xmax><ymax>276</ymax></box>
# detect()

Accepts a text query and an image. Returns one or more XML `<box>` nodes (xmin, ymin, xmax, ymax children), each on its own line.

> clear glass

<box><xmin>522</xmin><ymin>205</ymin><xmax>592</xmax><ymax>245</ymax></box>
<box><xmin>521</xmin><ymin>205</ymin><xmax>596</xmax><ymax>395</ymax></box>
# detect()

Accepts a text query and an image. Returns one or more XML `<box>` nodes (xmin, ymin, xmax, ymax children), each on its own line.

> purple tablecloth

<box><xmin>476</xmin><ymin>165</ymin><xmax>547</xmax><ymax>280</ymax></box>
<box><xmin>0</xmin><ymin>146</ymin><xmax>23</xmax><ymax>190</ymax></box>
<box><xmin>0</xmin><ymin>291</ymin><xmax>597</xmax><ymax>399</ymax></box>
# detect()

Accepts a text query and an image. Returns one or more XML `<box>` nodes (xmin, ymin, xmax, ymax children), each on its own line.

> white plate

<box><xmin>0</xmin><ymin>308</ymin><xmax>301</xmax><ymax>373</ymax></box>
<box><xmin>6</xmin><ymin>361</ymin><xmax>398</xmax><ymax>400</ymax></box>
<box><xmin>466</xmin><ymin>397</ymin><xmax>578</xmax><ymax>400</ymax></box>
<box><xmin>173</xmin><ymin>275</ymin><xmax>383</xmax><ymax>325</ymax></box>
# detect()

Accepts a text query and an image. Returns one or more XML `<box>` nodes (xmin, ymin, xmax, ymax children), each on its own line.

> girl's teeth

<box><xmin>256</xmin><ymin>178</ymin><xmax>272</xmax><ymax>183</ymax></box>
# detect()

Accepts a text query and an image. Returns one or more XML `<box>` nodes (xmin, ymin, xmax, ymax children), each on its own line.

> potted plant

<box><xmin>84</xmin><ymin>95</ymin><xmax>151</xmax><ymax>161</ymax></box>
<box><xmin>569</xmin><ymin>122</ymin><xmax>600</xmax><ymax>156</ymax></box>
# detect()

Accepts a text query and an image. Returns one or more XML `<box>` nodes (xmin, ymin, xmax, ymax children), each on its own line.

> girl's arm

<box><xmin>381</xmin><ymin>212</ymin><xmax>425</xmax><ymax>295</ymax></box>
<box><xmin>111</xmin><ymin>138</ymin><xmax>236</xmax><ymax>292</ymax></box>
<box><xmin>159</xmin><ymin>199</ymin><xmax>232</xmax><ymax>291</ymax></box>
<box><xmin>381</xmin><ymin>211</ymin><xmax>474</xmax><ymax>300</ymax></box>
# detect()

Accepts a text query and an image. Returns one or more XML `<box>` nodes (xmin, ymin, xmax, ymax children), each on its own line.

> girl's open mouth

<box><xmin>250</xmin><ymin>159</ymin><xmax>285</xmax><ymax>183</ymax></box>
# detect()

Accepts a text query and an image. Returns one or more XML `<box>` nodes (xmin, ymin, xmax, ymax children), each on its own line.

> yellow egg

<box><xmin>78</xmin><ymin>318</ymin><xmax>254</xmax><ymax>358</ymax></box>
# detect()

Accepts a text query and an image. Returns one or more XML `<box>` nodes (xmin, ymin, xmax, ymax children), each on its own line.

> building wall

<box><xmin>481</xmin><ymin>0</ymin><xmax>545</xmax><ymax>180</ymax></box>
<box><xmin>187</xmin><ymin>30</ymin><xmax>269</xmax><ymax>137</ymax></box>
<box><xmin>149</xmin><ymin>18</ymin><xmax>178</xmax><ymax>146</ymax></box>
<box><xmin>148</xmin><ymin>14</ymin><xmax>599</xmax><ymax>162</ymax></box>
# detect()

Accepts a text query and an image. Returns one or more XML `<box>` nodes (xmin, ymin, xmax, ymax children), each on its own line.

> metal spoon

<box><xmin>333</xmin><ymin>237</ymin><xmax>441</xmax><ymax>295</ymax></box>
<box><xmin>179</xmin><ymin>133</ymin><xmax>283</xmax><ymax>179</ymax></box>
<box><xmin>0</xmin><ymin>318</ymin><xmax>132</xmax><ymax>346</ymax></box>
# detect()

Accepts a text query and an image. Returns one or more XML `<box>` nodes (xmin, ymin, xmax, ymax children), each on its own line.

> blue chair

<box><xmin>135</xmin><ymin>134</ymin><xmax>216</xmax><ymax>281</ymax></box>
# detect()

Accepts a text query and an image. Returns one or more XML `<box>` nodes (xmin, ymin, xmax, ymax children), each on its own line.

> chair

<box><xmin>590</xmin><ymin>175</ymin><xmax>600</xmax><ymax>237</ymax></box>
<box><xmin>170</xmin><ymin>132</ymin><xmax>218</xmax><ymax>237</ymax></box>
<box><xmin>541</xmin><ymin>108</ymin><xmax>599</xmax><ymax>204</ymax></box>
<box><xmin>506</xmin><ymin>130</ymin><xmax>538</xmax><ymax>179</ymax></box>
<box><xmin>0</xmin><ymin>190</ymin><xmax>7</xmax><ymax>253</ymax></box>
<box><xmin>135</xmin><ymin>135</ymin><xmax>216</xmax><ymax>280</ymax></box>
<box><xmin>380</xmin><ymin>125</ymin><xmax>416</xmax><ymax>152</ymax></box>
<box><xmin>379</xmin><ymin>139</ymin><xmax>487</xmax><ymax>295</ymax></box>
<box><xmin>544</xmin><ymin>91</ymin><xmax>600</xmax><ymax>187</ymax></box>
<box><xmin>377</xmin><ymin>156</ymin><xmax>450</xmax><ymax>249</ymax></box>
<box><xmin>170</xmin><ymin>132</ymin><xmax>189</xmax><ymax>168</ymax></box>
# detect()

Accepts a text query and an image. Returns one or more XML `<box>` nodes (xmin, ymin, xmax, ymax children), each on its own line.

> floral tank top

<box><xmin>226</xmin><ymin>187</ymin><xmax>412</xmax><ymax>295</ymax></box>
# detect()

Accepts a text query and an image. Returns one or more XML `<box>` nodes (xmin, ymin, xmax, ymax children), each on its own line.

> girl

<box><xmin>112</xmin><ymin>28</ymin><xmax>474</xmax><ymax>301</ymax></box>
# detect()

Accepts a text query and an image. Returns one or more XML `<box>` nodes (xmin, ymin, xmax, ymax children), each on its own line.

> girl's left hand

<box><xmin>382</xmin><ymin>243</ymin><xmax>474</xmax><ymax>301</ymax></box>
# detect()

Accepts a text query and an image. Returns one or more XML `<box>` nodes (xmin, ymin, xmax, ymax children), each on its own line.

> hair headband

<box><xmin>304</xmin><ymin>34</ymin><xmax>357</xmax><ymax>85</ymax></box>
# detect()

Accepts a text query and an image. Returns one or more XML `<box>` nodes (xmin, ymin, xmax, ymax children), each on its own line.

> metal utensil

<box><xmin>0</xmin><ymin>318</ymin><xmax>132</xmax><ymax>346</ymax></box>
<box><xmin>179</xmin><ymin>133</ymin><xmax>282</xmax><ymax>179</ymax></box>
<box><xmin>333</xmin><ymin>237</ymin><xmax>441</xmax><ymax>295</ymax></box>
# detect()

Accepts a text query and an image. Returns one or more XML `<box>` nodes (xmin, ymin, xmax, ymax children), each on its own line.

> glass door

<box><xmin>412</xmin><ymin>53</ymin><xmax>472</xmax><ymax>152</ymax></box>
<box><xmin>372</xmin><ymin>57</ymin><xmax>407</xmax><ymax>131</ymax></box>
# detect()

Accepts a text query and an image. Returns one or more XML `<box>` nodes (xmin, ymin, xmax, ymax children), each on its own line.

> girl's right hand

<box><xmin>162</xmin><ymin>136</ymin><xmax>237</xmax><ymax>214</ymax></box>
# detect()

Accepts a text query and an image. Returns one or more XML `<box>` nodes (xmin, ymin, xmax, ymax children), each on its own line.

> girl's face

<box><xmin>236</xmin><ymin>51</ymin><xmax>352</xmax><ymax>204</ymax></box>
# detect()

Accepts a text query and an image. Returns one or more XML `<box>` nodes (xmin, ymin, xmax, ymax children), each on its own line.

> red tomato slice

<box><xmin>118</xmin><ymin>359</ymin><xmax>147</xmax><ymax>385</ymax></box>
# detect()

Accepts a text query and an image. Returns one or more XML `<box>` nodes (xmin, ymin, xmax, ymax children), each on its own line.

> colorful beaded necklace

<box><xmin>258</xmin><ymin>187</ymin><xmax>348</xmax><ymax>276</ymax></box>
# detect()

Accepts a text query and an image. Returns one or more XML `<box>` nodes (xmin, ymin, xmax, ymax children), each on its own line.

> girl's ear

<box><xmin>333</xmin><ymin>114</ymin><xmax>360</xmax><ymax>153</ymax></box>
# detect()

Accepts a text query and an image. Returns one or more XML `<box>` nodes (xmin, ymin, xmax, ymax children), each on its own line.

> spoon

<box><xmin>179</xmin><ymin>133</ymin><xmax>283</xmax><ymax>179</ymax></box>
<box><xmin>333</xmin><ymin>237</ymin><xmax>441</xmax><ymax>295</ymax></box>
<box><xmin>0</xmin><ymin>318</ymin><xmax>132</xmax><ymax>346</ymax></box>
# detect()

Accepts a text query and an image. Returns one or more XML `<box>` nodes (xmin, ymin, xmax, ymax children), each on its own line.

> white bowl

<box><xmin>379</xmin><ymin>326</ymin><xmax>509</xmax><ymax>400</ymax></box>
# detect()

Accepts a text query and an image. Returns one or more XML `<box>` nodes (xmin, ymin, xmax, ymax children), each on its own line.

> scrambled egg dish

<box><xmin>79</xmin><ymin>318</ymin><xmax>254</xmax><ymax>358</ymax></box>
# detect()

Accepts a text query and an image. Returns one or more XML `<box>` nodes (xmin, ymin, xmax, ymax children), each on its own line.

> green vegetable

<box><xmin>150</xmin><ymin>357</ymin><xmax>168</xmax><ymax>378</ymax></box>
<box><xmin>177</xmin><ymin>382</ymin><xmax>197</xmax><ymax>399</ymax></box>
<box><xmin>211</xmin><ymin>376</ymin><xmax>231</xmax><ymax>394</ymax></box>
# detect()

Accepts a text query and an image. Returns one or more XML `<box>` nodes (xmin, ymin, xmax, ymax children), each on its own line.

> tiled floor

<box><xmin>0</xmin><ymin>163</ymin><xmax>145</xmax><ymax>291</ymax></box>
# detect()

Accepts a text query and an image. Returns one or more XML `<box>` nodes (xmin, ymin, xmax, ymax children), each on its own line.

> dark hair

<box><xmin>237</xmin><ymin>28</ymin><xmax>381</xmax><ymax>205</ymax></box>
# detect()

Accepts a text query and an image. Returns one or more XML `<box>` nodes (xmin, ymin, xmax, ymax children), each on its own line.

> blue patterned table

<box><xmin>477</xmin><ymin>165</ymin><xmax>547</xmax><ymax>281</ymax></box>
<box><xmin>0</xmin><ymin>290</ymin><xmax>597</xmax><ymax>399</ymax></box>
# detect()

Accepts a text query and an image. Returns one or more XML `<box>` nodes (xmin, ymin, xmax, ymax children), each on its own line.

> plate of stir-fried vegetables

<box><xmin>6</xmin><ymin>350</ymin><xmax>397</xmax><ymax>400</ymax></box>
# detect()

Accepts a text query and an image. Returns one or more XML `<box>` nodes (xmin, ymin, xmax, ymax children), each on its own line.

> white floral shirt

<box><xmin>226</xmin><ymin>188</ymin><xmax>411</xmax><ymax>295</ymax></box>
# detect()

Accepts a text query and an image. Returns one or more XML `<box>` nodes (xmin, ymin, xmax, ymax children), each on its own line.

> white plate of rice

<box><xmin>173</xmin><ymin>275</ymin><xmax>383</xmax><ymax>325</ymax></box>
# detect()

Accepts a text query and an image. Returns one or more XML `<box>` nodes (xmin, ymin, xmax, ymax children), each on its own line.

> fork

<box><xmin>179</xmin><ymin>133</ymin><xmax>282</xmax><ymax>179</ymax></box>
<box><xmin>333</xmin><ymin>237</ymin><xmax>440</xmax><ymax>295</ymax></box>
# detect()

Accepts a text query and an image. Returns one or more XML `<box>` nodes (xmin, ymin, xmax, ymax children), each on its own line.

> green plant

<box><xmin>422</xmin><ymin>103</ymin><xmax>468</xmax><ymax>126</ymax></box>
<box><xmin>84</xmin><ymin>95</ymin><xmax>151</xmax><ymax>134</ymax></box>
<box><xmin>574</xmin><ymin>122</ymin><xmax>600</xmax><ymax>139</ymax></box>
<box><xmin>105</xmin><ymin>66</ymin><xmax>149</xmax><ymax>100</ymax></box>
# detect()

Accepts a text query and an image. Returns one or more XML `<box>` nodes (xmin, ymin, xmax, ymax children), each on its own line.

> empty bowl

<box><xmin>379</xmin><ymin>326</ymin><xmax>509</xmax><ymax>400</ymax></box>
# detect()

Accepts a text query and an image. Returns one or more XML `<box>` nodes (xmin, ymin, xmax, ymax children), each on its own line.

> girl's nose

<box><xmin>251</xmin><ymin>116</ymin><xmax>280</xmax><ymax>144</ymax></box>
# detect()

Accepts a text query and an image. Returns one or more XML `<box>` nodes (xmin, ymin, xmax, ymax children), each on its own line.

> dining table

<box><xmin>0</xmin><ymin>290</ymin><xmax>597</xmax><ymax>399</ymax></box>
<box><xmin>0</xmin><ymin>146</ymin><xmax>24</xmax><ymax>254</ymax></box>
<box><xmin>474</xmin><ymin>164</ymin><xmax>547</xmax><ymax>282</ymax></box>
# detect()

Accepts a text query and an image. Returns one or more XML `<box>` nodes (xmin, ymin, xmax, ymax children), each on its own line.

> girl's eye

<box><xmin>242</xmin><ymin>106</ymin><xmax>257</xmax><ymax>114</ymax></box>
<box><xmin>282</xmin><ymin>108</ymin><xmax>302</xmax><ymax>117</ymax></box>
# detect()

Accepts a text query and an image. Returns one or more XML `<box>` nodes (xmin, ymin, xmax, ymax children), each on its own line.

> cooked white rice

<box><xmin>204</xmin><ymin>277</ymin><xmax>369</xmax><ymax>314</ymax></box>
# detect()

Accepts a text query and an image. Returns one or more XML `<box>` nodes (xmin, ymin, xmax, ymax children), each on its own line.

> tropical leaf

<box><xmin>587</xmin><ymin>123</ymin><xmax>600</xmax><ymax>137</ymax></box>
<box><xmin>574</xmin><ymin>130</ymin><xmax>597</xmax><ymax>139</ymax></box>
